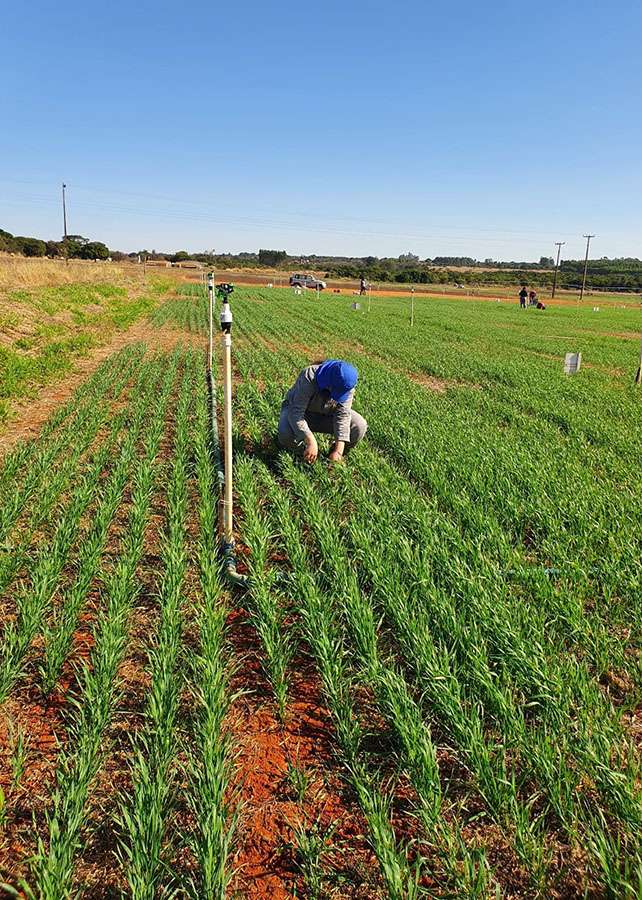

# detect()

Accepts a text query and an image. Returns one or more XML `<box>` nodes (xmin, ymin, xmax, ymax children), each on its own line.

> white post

<box><xmin>221</xmin><ymin>330</ymin><xmax>234</xmax><ymax>543</ymax></box>
<box><xmin>219</xmin><ymin>295</ymin><xmax>234</xmax><ymax>544</ymax></box>
<box><xmin>368</xmin><ymin>285</ymin><xmax>372</xmax><ymax>312</ymax></box>
<box><xmin>207</xmin><ymin>272</ymin><xmax>215</xmax><ymax>373</ymax></box>
<box><xmin>410</xmin><ymin>287</ymin><xmax>415</xmax><ymax>327</ymax></box>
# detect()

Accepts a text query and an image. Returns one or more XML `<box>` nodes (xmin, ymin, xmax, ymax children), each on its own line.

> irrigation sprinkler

<box><xmin>217</xmin><ymin>283</ymin><xmax>235</xmax><ymax>544</ymax></box>
<box><xmin>216</xmin><ymin>283</ymin><xmax>248</xmax><ymax>586</ymax></box>
<box><xmin>368</xmin><ymin>286</ymin><xmax>372</xmax><ymax>312</ymax></box>
<box><xmin>204</xmin><ymin>277</ymin><xmax>247</xmax><ymax>586</ymax></box>
<box><xmin>207</xmin><ymin>272</ymin><xmax>215</xmax><ymax>373</ymax></box>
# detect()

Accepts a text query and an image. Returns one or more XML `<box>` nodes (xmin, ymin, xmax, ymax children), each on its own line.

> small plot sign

<box><xmin>351</xmin><ymin>302</ymin><xmax>361</xmax><ymax>310</ymax></box>
<box><xmin>564</xmin><ymin>352</ymin><xmax>582</xmax><ymax>375</ymax></box>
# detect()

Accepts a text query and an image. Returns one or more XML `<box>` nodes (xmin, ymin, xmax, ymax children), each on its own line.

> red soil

<box><xmin>226</xmin><ymin>606</ymin><xmax>380</xmax><ymax>899</ymax></box>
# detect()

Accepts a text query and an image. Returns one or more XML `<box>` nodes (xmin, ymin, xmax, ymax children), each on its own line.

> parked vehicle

<box><xmin>289</xmin><ymin>273</ymin><xmax>327</xmax><ymax>290</ymax></box>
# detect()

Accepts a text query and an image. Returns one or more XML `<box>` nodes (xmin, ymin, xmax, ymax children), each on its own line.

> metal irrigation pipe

<box><xmin>206</xmin><ymin>276</ymin><xmax>247</xmax><ymax>588</ymax></box>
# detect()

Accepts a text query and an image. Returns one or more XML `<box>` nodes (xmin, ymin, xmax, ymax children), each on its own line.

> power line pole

<box><xmin>578</xmin><ymin>234</ymin><xmax>595</xmax><ymax>303</ymax></box>
<box><xmin>61</xmin><ymin>183</ymin><xmax>68</xmax><ymax>239</ymax></box>
<box><xmin>551</xmin><ymin>241</ymin><xmax>565</xmax><ymax>298</ymax></box>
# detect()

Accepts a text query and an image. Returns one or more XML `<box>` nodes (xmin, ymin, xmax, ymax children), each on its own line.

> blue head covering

<box><xmin>315</xmin><ymin>359</ymin><xmax>358</xmax><ymax>404</ymax></box>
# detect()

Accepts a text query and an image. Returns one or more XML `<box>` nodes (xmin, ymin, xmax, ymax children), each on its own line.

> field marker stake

<box><xmin>410</xmin><ymin>287</ymin><xmax>415</xmax><ymax>327</ymax></box>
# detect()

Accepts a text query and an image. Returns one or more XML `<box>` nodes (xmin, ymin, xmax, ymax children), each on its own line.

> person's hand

<box><xmin>328</xmin><ymin>448</ymin><xmax>344</xmax><ymax>464</ymax></box>
<box><xmin>303</xmin><ymin>435</ymin><xmax>318</xmax><ymax>463</ymax></box>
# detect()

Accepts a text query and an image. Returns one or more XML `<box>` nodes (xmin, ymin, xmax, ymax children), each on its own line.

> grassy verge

<box><xmin>0</xmin><ymin>274</ymin><xmax>174</xmax><ymax>426</ymax></box>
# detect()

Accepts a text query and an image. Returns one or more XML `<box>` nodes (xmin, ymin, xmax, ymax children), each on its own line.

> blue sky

<box><xmin>1</xmin><ymin>0</ymin><xmax>641</xmax><ymax>260</ymax></box>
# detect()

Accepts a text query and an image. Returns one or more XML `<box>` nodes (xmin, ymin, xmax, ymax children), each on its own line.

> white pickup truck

<box><xmin>289</xmin><ymin>273</ymin><xmax>327</xmax><ymax>290</ymax></box>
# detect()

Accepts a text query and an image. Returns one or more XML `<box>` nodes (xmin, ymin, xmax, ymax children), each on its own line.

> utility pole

<box><xmin>578</xmin><ymin>234</ymin><xmax>595</xmax><ymax>303</ymax></box>
<box><xmin>551</xmin><ymin>241</ymin><xmax>565</xmax><ymax>298</ymax></box>
<box><xmin>61</xmin><ymin>183</ymin><xmax>68</xmax><ymax>239</ymax></box>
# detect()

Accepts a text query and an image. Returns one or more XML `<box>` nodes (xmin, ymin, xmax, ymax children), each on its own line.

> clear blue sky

<box><xmin>2</xmin><ymin>0</ymin><xmax>641</xmax><ymax>260</ymax></box>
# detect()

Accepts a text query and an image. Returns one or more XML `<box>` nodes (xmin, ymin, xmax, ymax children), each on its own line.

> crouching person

<box><xmin>278</xmin><ymin>359</ymin><xmax>368</xmax><ymax>463</ymax></box>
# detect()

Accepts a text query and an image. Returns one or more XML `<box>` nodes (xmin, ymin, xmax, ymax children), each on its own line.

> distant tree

<box><xmin>110</xmin><ymin>250</ymin><xmax>127</xmax><ymax>261</ymax></box>
<box><xmin>14</xmin><ymin>236</ymin><xmax>46</xmax><ymax>257</ymax></box>
<box><xmin>0</xmin><ymin>228</ymin><xmax>16</xmax><ymax>252</ymax></box>
<box><xmin>172</xmin><ymin>250</ymin><xmax>190</xmax><ymax>262</ymax></box>
<box><xmin>539</xmin><ymin>256</ymin><xmax>555</xmax><ymax>267</ymax></box>
<box><xmin>258</xmin><ymin>249</ymin><xmax>287</xmax><ymax>267</ymax></box>
<box><xmin>76</xmin><ymin>241</ymin><xmax>110</xmax><ymax>260</ymax></box>
<box><xmin>62</xmin><ymin>236</ymin><xmax>89</xmax><ymax>258</ymax></box>
<box><xmin>45</xmin><ymin>240</ymin><xmax>63</xmax><ymax>257</ymax></box>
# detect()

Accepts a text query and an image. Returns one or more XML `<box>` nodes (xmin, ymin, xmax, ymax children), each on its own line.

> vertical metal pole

<box><xmin>368</xmin><ymin>286</ymin><xmax>371</xmax><ymax>312</ymax></box>
<box><xmin>221</xmin><ymin>331</ymin><xmax>234</xmax><ymax>543</ymax></box>
<box><xmin>551</xmin><ymin>241</ymin><xmax>565</xmax><ymax>298</ymax></box>
<box><xmin>207</xmin><ymin>272</ymin><xmax>214</xmax><ymax>373</ymax></box>
<box><xmin>410</xmin><ymin>287</ymin><xmax>415</xmax><ymax>327</ymax></box>
<box><xmin>579</xmin><ymin>234</ymin><xmax>595</xmax><ymax>303</ymax></box>
<box><xmin>62</xmin><ymin>182</ymin><xmax>68</xmax><ymax>239</ymax></box>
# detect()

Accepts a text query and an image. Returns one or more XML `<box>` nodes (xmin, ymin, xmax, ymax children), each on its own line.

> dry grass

<box><xmin>0</xmin><ymin>258</ymin><xmax>187</xmax><ymax>429</ymax></box>
<box><xmin>0</xmin><ymin>255</ymin><xmax>142</xmax><ymax>291</ymax></box>
<box><xmin>0</xmin><ymin>256</ymin><xmax>203</xmax><ymax>293</ymax></box>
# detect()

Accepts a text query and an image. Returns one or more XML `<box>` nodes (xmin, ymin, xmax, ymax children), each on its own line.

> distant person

<box><xmin>536</xmin><ymin>300</ymin><xmax>546</xmax><ymax>310</ymax></box>
<box><xmin>359</xmin><ymin>276</ymin><xmax>368</xmax><ymax>296</ymax></box>
<box><xmin>278</xmin><ymin>359</ymin><xmax>367</xmax><ymax>464</ymax></box>
<box><xmin>529</xmin><ymin>289</ymin><xmax>537</xmax><ymax>306</ymax></box>
<box><xmin>519</xmin><ymin>286</ymin><xmax>528</xmax><ymax>309</ymax></box>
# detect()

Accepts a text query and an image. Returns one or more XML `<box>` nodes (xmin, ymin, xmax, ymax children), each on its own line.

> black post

<box><xmin>62</xmin><ymin>183</ymin><xmax>68</xmax><ymax>239</ymax></box>
<box><xmin>551</xmin><ymin>241</ymin><xmax>565</xmax><ymax>299</ymax></box>
<box><xmin>579</xmin><ymin>234</ymin><xmax>595</xmax><ymax>303</ymax></box>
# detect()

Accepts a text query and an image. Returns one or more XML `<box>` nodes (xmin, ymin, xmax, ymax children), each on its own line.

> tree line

<box><xmin>3</xmin><ymin>227</ymin><xmax>641</xmax><ymax>291</ymax></box>
<box><xmin>0</xmin><ymin>228</ymin><xmax>110</xmax><ymax>261</ymax></box>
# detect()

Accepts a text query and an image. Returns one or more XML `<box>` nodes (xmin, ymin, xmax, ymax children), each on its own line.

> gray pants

<box><xmin>278</xmin><ymin>406</ymin><xmax>368</xmax><ymax>453</ymax></box>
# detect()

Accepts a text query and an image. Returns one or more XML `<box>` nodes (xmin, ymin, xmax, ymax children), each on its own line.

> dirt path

<box><xmin>0</xmin><ymin>319</ymin><xmax>203</xmax><ymax>456</ymax></box>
